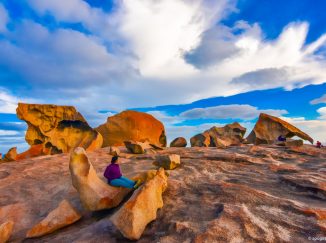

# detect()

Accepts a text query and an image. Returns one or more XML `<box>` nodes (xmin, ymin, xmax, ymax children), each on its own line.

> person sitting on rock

<box><xmin>104</xmin><ymin>156</ymin><xmax>140</xmax><ymax>189</ymax></box>
<box><xmin>278</xmin><ymin>135</ymin><xmax>286</xmax><ymax>142</ymax></box>
<box><xmin>316</xmin><ymin>141</ymin><xmax>323</xmax><ymax>148</ymax></box>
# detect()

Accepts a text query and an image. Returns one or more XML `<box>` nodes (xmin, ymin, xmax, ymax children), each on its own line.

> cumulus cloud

<box><xmin>179</xmin><ymin>104</ymin><xmax>288</xmax><ymax>120</ymax></box>
<box><xmin>0</xmin><ymin>3</ymin><xmax>8</xmax><ymax>33</ymax></box>
<box><xmin>317</xmin><ymin>107</ymin><xmax>326</xmax><ymax>120</ymax></box>
<box><xmin>310</xmin><ymin>94</ymin><xmax>326</xmax><ymax>104</ymax></box>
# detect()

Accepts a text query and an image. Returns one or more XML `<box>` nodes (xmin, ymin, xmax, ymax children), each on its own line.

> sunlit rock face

<box><xmin>191</xmin><ymin>122</ymin><xmax>246</xmax><ymax>148</ymax></box>
<box><xmin>16</xmin><ymin>103</ymin><xmax>103</xmax><ymax>156</ymax></box>
<box><xmin>246</xmin><ymin>113</ymin><xmax>313</xmax><ymax>145</ymax></box>
<box><xmin>26</xmin><ymin>199</ymin><xmax>81</xmax><ymax>238</ymax></box>
<box><xmin>110</xmin><ymin>168</ymin><xmax>168</xmax><ymax>240</ymax></box>
<box><xmin>96</xmin><ymin>110</ymin><xmax>167</xmax><ymax>147</ymax></box>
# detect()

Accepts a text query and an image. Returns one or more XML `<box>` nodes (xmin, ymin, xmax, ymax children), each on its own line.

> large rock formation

<box><xmin>111</xmin><ymin>168</ymin><xmax>168</xmax><ymax>240</ymax></box>
<box><xmin>190</xmin><ymin>122</ymin><xmax>246</xmax><ymax>148</ymax></box>
<box><xmin>246</xmin><ymin>113</ymin><xmax>313</xmax><ymax>145</ymax></box>
<box><xmin>170</xmin><ymin>137</ymin><xmax>187</xmax><ymax>147</ymax></box>
<box><xmin>16</xmin><ymin>103</ymin><xmax>103</xmax><ymax>155</ymax></box>
<box><xmin>69</xmin><ymin>147</ymin><xmax>130</xmax><ymax>211</ymax></box>
<box><xmin>0</xmin><ymin>221</ymin><xmax>14</xmax><ymax>243</ymax></box>
<box><xmin>26</xmin><ymin>200</ymin><xmax>81</xmax><ymax>238</ymax></box>
<box><xmin>96</xmin><ymin>110</ymin><xmax>166</xmax><ymax>147</ymax></box>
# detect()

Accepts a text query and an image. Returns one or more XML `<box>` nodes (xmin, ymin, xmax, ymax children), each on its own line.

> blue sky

<box><xmin>0</xmin><ymin>0</ymin><xmax>326</xmax><ymax>154</ymax></box>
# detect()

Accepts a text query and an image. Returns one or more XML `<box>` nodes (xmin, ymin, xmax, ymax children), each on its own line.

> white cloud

<box><xmin>0</xmin><ymin>3</ymin><xmax>8</xmax><ymax>33</ymax></box>
<box><xmin>0</xmin><ymin>1</ymin><xmax>326</xmax><ymax>113</ymax></box>
<box><xmin>310</xmin><ymin>94</ymin><xmax>326</xmax><ymax>104</ymax></box>
<box><xmin>0</xmin><ymin>130</ymin><xmax>19</xmax><ymax>136</ymax></box>
<box><xmin>317</xmin><ymin>107</ymin><xmax>326</xmax><ymax>120</ymax></box>
<box><xmin>179</xmin><ymin>104</ymin><xmax>288</xmax><ymax>120</ymax></box>
<box><xmin>116</xmin><ymin>0</ymin><xmax>234</xmax><ymax>78</ymax></box>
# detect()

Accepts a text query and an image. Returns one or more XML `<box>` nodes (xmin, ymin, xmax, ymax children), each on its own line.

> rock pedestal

<box><xmin>69</xmin><ymin>147</ymin><xmax>130</xmax><ymax>211</ymax></box>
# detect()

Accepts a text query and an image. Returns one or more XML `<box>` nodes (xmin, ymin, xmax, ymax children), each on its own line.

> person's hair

<box><xmin>111</xmin><ymin>156</ymin><xmax>119</xmax><ymax>164</ymax></box>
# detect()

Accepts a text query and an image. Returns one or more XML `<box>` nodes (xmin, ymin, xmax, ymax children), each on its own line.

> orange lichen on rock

<box><xmin>96</xmin><ymin>110</ymin><xmax>166</xmax><ymax>147</ymax></box>
<box><xmin>111</xmin><ymin>168</ymin><xmax>168</xmax><ymax>240</ymax></box>
<box><xmin>0</xmin><ymin>221</ymin><xmax>14</xmax><ymax>243</ymax></box>
<box><xmin>69</xmin><ymin>147</ymin><xmax>130</xmax><ymax>211</ymax></box>
<box><xmin>16</xmin><ymin>103</ymin><xmax>102</xmax><ymax>156</ymax></box>
<box><xmin>246</xmin><ymin>113</ymin><xmax>313</xmax><ymax>145</ymax></box>
<box><xmin>26</xmin><ymin>200</ymin><xmax>81</xmax><ymax>238</ymax></box>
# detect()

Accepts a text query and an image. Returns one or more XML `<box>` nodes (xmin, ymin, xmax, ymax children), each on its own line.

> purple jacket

<box><xmin>104</xmin><ymin>164</ymin><xmax>122</xmax><ymax>182</ymax></box>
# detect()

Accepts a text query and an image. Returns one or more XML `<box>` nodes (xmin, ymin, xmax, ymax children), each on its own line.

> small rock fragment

<box><xmin>109</xmin><ymin>146</ymin><xmax>120</xmax><ymax>156</ymax></box>
<box><xmin>0</xmin><ymin>221</ymin><xmax>14</xmax><ymax>243</ymax></box>
<box><xmin>3</xmin><ymin>147</ymin><xmax>17</xmax><ymax>162</ymax></box>
<box><xmin>124</xmin><ymin>141</ymin><xmax>147</xmax><ymax>154</ymax></box>
<box><xmin>26</xmin><ymin>200</ymin><xmax>81</xmax><ymax>238</ymax></box>
<box><xmin>153</xmin><ymin>154</ymin><xmax>181</xmax><ymax>170</ymax></box>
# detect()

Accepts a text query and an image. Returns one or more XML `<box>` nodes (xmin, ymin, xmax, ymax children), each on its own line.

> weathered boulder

<box><xmin>26</xmin><ymin>200</ymin><xmax>81</xmax><ymax>238</ymax></box>
<box><xmin>170</xmin><ymin>137</ymin><xmax>187</xmax><ymax>147</ymax></box>
<box><xmin>111</xmin><ymin>168</ymin><xmax>168</xmax><ymax>240</ymax></box>
<box><xmin>108</xmin><ymin>146</ymin><xmax>120</xmax><ymax>156</ymax></box>
<box><xmin>0</xmin><ymin>221</ymin><xmax>14</xmax><ymax>243</ymax></box>
<box><xmin>124</xmin><ymin>141</ymin><xmax>149</xmax><ymax>154</ymax></box>
<box><xmin>190</xmin><ymin>122</ymin><xmax>246</xmax><ymax>148</ymax></box>
<box><xmin>16</xmin><ymin>103</ymin><xmax>103</xmax><ymax>155</ymax></box>
<box><xmin>246</xmin><ymin>113</ymin><xmax>313</xmax><ymax>145</ymax></box>
<box><xmin>96</xmin><ymin>110</ymin><xmax>167</xmax><ymax>147</ymax></box>
<box><xmin>190</xmin><ymin>132</ymin><xmax>211</xmax><ymax>147</ymax></box>
<box><xmin>3</xmin><ymin>147</ymin><xmax>17</xmax><ymax>162</ymax></box>
<box><xmin>153</xmin><ymin>154</ymin><xmax>181</xmax><ymax>170</ymax></box>
<box><xmin>69</xmin><ymin>147</ymin><xmax>130</xmax><ymax>211</ymax></box>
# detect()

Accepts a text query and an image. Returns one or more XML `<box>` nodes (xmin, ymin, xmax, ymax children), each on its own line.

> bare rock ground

<box><xmin>0</xmin><ymin>145</ymin><xmax>325</xmax><ymax>242</ymax></box>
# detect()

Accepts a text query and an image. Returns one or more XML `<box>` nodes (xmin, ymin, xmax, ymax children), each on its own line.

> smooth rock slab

<box><xmin>69</xmin><ymin>147</ymin><xmax>130</xmax><ymax>211</ymax></box>
<box><xmin>26</xmin><ymin>200</ymin><xmax>81</xmax><ymax>238</ymax></box>
<box><xmin>0</xmin><ymin>221</ymin><xmax>14</xmax><ymax>243</ymax></box>
<box><xmin>111</xmin><ymin>168</ymin><xmax>168</xmax><ymax>240</ymax></box>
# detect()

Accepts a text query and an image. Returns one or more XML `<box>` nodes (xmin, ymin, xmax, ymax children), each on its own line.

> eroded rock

<box><xmin>190</xmin><ymin>122</ymin><xmax>246</xmax><ymax>148</ymax></box>
<box><xmin>69</xmin><ymin>147</ymin><xmax>130</xmax><ymax>211</ymax></box>
<box><xmin>153</xmin><ymin>154</ymin><xmax>181</xmax><ymax>170</ymax></box>
<box><xmin>124</xmin><ymin>140</ymin><xmax>149</xmax><ymax>154</ymax></box>
<box><xmin>170</xmin><ymin>137</ymin><xmax>187</xmax><ymax>147</ymax></box>
<box><xmin>246</xmin><ymin>113</ymin><xmax>313</xmax><ymax>145</ymax></box>
<box><xmin>0</xmin><ymin>221</ymin><xmax>14</xmax><ymax>243</ymax></box>
<box><xmin>111</xmin><ymin>168</ymin><xmax>168</xmax><ymax>240</ymax></box>
<box><xmin>3</xmin><ymin>147</ymin><xmax>17</xmax><ymax>162</ymax></box>
<box><xmin>26</xmin><ymin>200</ymin><xmax>81</xmax><ymax>238</ymax></box>
<box><xmin>16</xmin><ymin>103</ymin><xmax>102</xmax><ymax>156</ymax></box>
<box><xmin>96</xmin><ymin>110</ymin><xmax>167</xmax><ymax>147</ymax></box>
